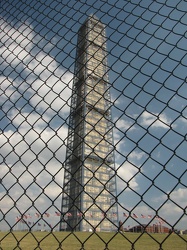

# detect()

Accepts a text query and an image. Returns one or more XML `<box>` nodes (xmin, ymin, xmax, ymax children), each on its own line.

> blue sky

<box><xmin>1</xmin><ymin>0</ymin><xmax>187</xmax><ymax>231</ymax></box>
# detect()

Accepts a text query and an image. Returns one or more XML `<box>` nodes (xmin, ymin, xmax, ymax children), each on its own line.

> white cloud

<box><xmin>111</xmin><ymin>94</ymin><xmax>120</xmax><ymax>105</ymax></box>
<box><xmin>117</xmin><ymin>162</ymin><xmax>139</xmax><ymax>190</ymax></box>
<box><xmin>169</xmin><ymin>188</ymin><xmax>187</xmax><ymax>207</ymax></box>
<box><xmin>0</xmin><ymin>77</ymin><xmax>16</xmax><ymax>102</ymax></box>
<box><xmin>1</xmin><ymin>91</ymin><xmax>67</xmax><ymax>192</ymax></box>
<box><xmin>149</xmin><ymin>187</ymin><xmax>187</xmax><ymax>227</ymax></box>
<box><xmin>154</xmin><ymin>187</ymin><xmax>187</xmax><ymax>209</ymax></box>
<box><xmin>128</xmin><ymin>151</ymin><xmax>146</xmax><ymax>161</ymax></box>
<box><xmin>0</xmin><ymin>18</ymin><xmax>72</xmax><ymax>228</ymax></box>
<box><xmin>0</xmin><ymin>159</ymin><xmax>64</xmax><ymax>221</ymax></box>
<box><xmin>1</xmin><ymin>21</ymin><xmax>34</xmax><ymax>66</ymax></box>
<box><xmin>113</xmin><ymin>118</ymin><xmax>136</xmax><ymax>159</ymax></box>
<box><xmin>115</xmin><ymin>119</ymin><xmax>135</xmax><ymax>131</ymax></box>
<box><xmin>43</xmin><ymin>183</ymin><xmax>63</xmax><ymax>199</ymax></box>
<box><xmin>139</xmin><ymin>111</ymin><xmax>172</xmax><ymax>129</ymax></box>
<box><xmin>0</xmin><ymin>121</ymin><xmax>68</xmax><ymax>167</ymax></box>
<box><xmin>28</xmin><ymin>71</ymin><xmax>73</xmax><ymax>114</ymax></box>
<box><xmin>177</xmin><ymin>117</ymin><xmax>187</xmax><ymax>126</ymax></box>
<box><xmin>1</xmin><ymin>20</ymin><xmax>73</xmax><ymax>117</ymax></box>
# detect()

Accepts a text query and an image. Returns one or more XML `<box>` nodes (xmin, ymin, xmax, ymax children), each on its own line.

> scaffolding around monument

<box><xmin>60</xmin><ymin>15</ymin><xmax>118</xmax><ymax>232</ymax></box>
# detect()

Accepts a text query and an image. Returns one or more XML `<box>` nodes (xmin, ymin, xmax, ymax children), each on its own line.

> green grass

<box><xmin>0</xmin><ymin>231</ymin><xmax>187</xmax><ymax>250</ymax></box>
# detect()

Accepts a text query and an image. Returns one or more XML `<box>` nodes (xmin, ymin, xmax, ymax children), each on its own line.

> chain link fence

<box><xmin>1</xmin><ymin>0</ymin><xmax>187</xmax><ymax>249</ymax></box>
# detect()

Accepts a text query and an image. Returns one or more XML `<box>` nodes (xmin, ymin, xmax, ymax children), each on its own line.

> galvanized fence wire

<box><xmin>1</xmin><ymin>0</ymin><xmax>187</xmax><ymax>249</ymax></box>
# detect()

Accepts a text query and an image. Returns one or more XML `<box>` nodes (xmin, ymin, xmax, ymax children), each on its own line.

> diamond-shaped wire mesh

<box><xmin>1</xmin><ymin>0</ymin><xmax>187</xmax><ymax>249</ymax></box>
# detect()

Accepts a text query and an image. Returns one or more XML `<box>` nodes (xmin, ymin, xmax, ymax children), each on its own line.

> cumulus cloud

<box><xmin>115</xmin><ymin>118</ymin><xmax>135</xmax><ymax>131</ymax></box>
<box><xmin>116</xmin><ymin>162</ymin><xmax>139</xmax><ymax>191</ymax></box>
<box><xmin>127</xmin><ymin>150</ymin><xmax>146</xmax><ymax>162</ymax></box>
<box><xmin>113</xmin><ymin>117</ymin><xmax>136</xmax><ymax>160</ymax></box>
<box><xmin>0</xmin><ymin>157</ymin><xmax>64</xmax><ymax>230</ymax></box>
<box><xmin>1</xmin><ymin>21</ymin><xmax>34</xmax><ymax>67</ymax></box>
<box><xmin>168</xmin><ymin>188</ymin><xmax>187</xmax><ymax>208</ymax></box>
<box><xmin>149</xmin><ymin>187</ymin><xmax>187</xmax><ymax>226</ymax></box>
<box><xmin>0</xmin><ymin>19</ymin><xmax>73</xmax><ymax>230</ymax></box>
<box><xmin>1</xmin><ymin>19</ymin><xmax>73</xmax><ymax>115</ymax></box>
<box><xmin>139</xmin><ymin>111</ymin><xmax>172</xmax><ymax>129</ymax></box>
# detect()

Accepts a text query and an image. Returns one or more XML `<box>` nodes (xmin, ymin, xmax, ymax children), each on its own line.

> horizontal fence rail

<box><xmin>1</xmin><ymin>0</ymin><xmax>187</xmax><ymax>249</ymax></box>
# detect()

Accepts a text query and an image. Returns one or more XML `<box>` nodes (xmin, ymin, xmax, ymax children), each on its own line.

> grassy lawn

<box><xmin>0</xmin><ymin>231</ymin><xmax>187</xmax><ymax>250</ymax></box>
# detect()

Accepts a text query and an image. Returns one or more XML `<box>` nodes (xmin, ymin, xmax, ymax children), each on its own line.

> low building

<box><xmin>128</xmin><ymin>224</ymin><xmax>170</xmax><ymax>233</ymax></box>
